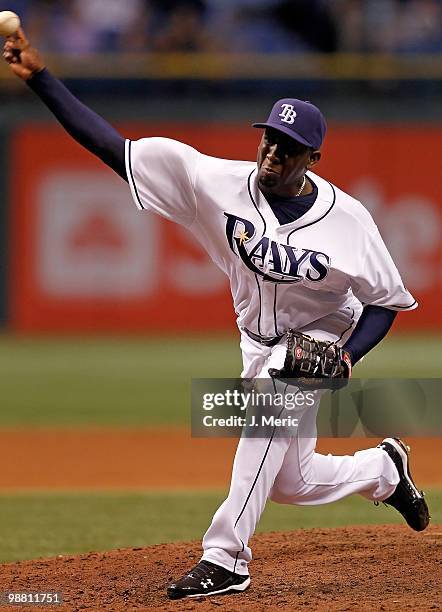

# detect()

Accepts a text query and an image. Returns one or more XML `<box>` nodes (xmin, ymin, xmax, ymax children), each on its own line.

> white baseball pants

<box><xmin>201</xmin><ymin>332</ymin><xmax>399</xmax><ymax>575</ymax></box>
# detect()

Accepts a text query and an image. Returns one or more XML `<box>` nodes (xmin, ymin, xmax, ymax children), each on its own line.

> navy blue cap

<box><xmin>253</xmin><ymin>98</ymin><xmax>327</xmax><ymax>149</ymax></box>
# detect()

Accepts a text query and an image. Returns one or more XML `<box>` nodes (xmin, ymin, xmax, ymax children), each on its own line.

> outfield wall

<box><xmin>5</xmin><ymin>122</ymin><xmax>442</xmax><ymax>332</ymax></box>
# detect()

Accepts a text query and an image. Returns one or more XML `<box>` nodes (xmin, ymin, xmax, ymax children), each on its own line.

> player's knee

<box><xmin>269</xmin><ymin>482</ymin><xmax>299</xmax><ymax>504</ymax></box>
<box><xmin>270</xmin><ymin>475</ymin><xmax>317</xmax><ymax>504</ymax></box>
<box><xmin>269</xmin><ymin>488</ymin><xmax>292</xmax><ymax>504</ymax></box>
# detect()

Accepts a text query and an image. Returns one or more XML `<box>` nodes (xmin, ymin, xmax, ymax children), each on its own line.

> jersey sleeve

<box><xmin>125</xmin><ymin>137</ymin><xmax>198</xmax><ymax>227</ymax></box>
<box><xmin>350</xmin><ymin>223</ymin><xmax>417</xmax><ymax>311</ymax></box>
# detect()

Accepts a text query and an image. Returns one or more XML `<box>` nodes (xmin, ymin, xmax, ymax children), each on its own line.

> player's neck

<box><xmin>261</xmin><ymin>176</ymin><xmax>313</xmax><ymax>200</ymax></box>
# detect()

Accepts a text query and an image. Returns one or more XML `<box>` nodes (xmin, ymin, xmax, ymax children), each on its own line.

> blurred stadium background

<box><xmin>0</xmin><ymin>0</ymin><xmax>440</xmax><ymax>563</ymax></box>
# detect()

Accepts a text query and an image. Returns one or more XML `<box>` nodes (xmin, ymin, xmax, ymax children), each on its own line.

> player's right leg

<box><xmin>269</xmin><ymin>426</ymin><xmax>429</xmax><ymax>531</ymax></box>
<box><xmin>375</xmin><ymin>437</ymin><xmax>429</xmax><ymax>531</ymax></box>
<box><xmin>266</xmin><ymin>325</ymin><xmax>429</xmax><ymax>532</ymax></box>
<box><xmin>270</xmin><ymin>438</ymin><xmax>400</xmax><ymax>504</ymax></box>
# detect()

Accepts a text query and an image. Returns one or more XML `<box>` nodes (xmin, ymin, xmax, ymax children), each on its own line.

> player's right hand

<box><xmin>2</xmin><ymin>27</ymin><xmax>45</xmax><ymax>80</ymax></box>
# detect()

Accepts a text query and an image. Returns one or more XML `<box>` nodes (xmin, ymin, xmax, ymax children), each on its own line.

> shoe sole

<box><xmin>383</xmin><ymin>437</ymin><xmax>422</xmax><ymax>497</ymax></box>
<box><xmin>168</xmin><ymin>576</ymin><xmax>251</xmax><ymax>599</ymax></box>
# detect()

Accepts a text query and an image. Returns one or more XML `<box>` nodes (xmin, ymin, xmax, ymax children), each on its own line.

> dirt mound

<box><xmin>1</xmin><ymin>525</ymin><xmax>441</xmax><ymax>611</ymax></box>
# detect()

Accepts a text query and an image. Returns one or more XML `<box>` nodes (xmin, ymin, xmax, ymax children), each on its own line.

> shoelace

<box><xmin>374</xmin><ymin>474</ymin><xmax>425</xmax><ymax>510</ymax></box>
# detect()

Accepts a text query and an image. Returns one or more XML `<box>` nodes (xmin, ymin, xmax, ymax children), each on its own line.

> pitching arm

<box><xmin>2</xmin><ymin>28</ymin><xmax>126</xmax><ymax>180</ymax></box>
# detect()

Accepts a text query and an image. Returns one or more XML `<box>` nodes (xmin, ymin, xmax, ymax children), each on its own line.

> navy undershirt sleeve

<box><xmin>343</xmin><ymin>305</ymin><xmax>397</xmax><ymax>365</ymax></box>
<box><xmin>27</xmin><ymin>68</ymin><xmax>126</xmax><ymax>180</ymax></box>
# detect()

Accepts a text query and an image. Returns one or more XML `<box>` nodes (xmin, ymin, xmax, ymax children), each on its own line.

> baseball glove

<box><xmin>268</xmin><ymin>330</ymin><xmax>352</xmax><ymax>390</ymax></box>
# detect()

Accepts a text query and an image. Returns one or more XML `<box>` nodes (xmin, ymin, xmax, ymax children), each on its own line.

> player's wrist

<box><xmin>341</xmin><ymin>350</ymin><xmax>352</xmax><ymax>378</ymax></box>
<box><xmin>26</xmin><ymin>65</ymin><xmax>47</xmax><ymax>82</ymax></box>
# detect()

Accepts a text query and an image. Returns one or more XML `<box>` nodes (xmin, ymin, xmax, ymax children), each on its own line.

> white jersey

<box><xmin>126</xmin><ymin>137</ymin><xmax>423</xmax><ymax>576</ymax></box>
<box><xmin>125</xmin><ymin>137</ymin><xmax>416</xmax><ymax>342</ymax></box>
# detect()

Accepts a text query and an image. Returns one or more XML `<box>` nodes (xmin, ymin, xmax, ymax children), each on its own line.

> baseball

<box><xmin>0</xmin><ymin>10</ymin><xmax>20</xmax><ymax>37</ymax></box>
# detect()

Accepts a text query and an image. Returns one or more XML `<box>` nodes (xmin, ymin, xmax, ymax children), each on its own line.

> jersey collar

<box><xmin>251</xmin><ymin>169</ymin><xmax>336</xmax><ymax>235</ymax></box>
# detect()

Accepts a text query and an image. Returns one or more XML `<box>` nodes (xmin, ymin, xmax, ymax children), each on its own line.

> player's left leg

<box><xmin>167</xmin><ymin>338</ymin><xmax>291</xmax><ymax>599</ymax></box>
<box><xmin>167</xmin><ymin>433</ymin><xmax>293</xmax><ymax>599</ymax></box>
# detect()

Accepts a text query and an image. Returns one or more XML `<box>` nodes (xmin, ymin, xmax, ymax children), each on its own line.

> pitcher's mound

<box><xmin>0</xmin><ymin>525</ymin><xmax>440</xmax><ymax>611</ymax></box>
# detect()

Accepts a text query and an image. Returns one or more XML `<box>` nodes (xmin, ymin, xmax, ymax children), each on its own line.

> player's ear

<box><xmin>306</xmin><ymin>150</ymin><xmax>321</xmax><ymax>170</ymax></box>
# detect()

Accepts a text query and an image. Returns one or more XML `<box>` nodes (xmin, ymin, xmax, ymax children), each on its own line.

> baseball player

<box><xmin>3</xmin><ymin>29</ymin><xmax>430</xmax><ymax>601</ymax></box>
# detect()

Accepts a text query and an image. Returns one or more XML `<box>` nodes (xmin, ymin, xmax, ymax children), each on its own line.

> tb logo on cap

<box><xmin>279</xmin><ymin>103</ymin><xmax>297</xmax><ymax>124</ymax></box>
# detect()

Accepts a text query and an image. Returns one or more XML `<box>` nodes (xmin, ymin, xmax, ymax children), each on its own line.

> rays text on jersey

<box><xmin>224</xmin><ymin>213</ymin><xmax>330</xmax><ymax>284</ymax></box>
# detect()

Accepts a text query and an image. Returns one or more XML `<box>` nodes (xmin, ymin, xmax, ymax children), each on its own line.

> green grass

<box><xmin>0</xmin><ymin>334</ymin><xmax>440</xmax><ymax>427</ymax></box>
<box><xmin>0</xmin><ymin>336</ymin><xmax>241</xmax><ymax>427</ymax></box>
<box><xmin>0</xmin><ymin>335</ymin><xmax>438</xmax><ymax>565</ymax></box>
<box><xmin>0</xmin><ymin>488</ymin><xmax>440</xmax><ymax>563</ymax></box>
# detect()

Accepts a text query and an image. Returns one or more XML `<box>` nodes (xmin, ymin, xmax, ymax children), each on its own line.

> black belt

<box><xmin>243</xmin><ymin>328</ymin><xmax>285</xmax><ymax>347</ymax></box>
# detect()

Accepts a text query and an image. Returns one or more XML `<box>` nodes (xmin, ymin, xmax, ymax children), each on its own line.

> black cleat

<box><xmin>167</xmin><ymin>560</ymin><xmax>250</xmax><ymax>600</ymax></box>
<box><xmin>377</xmin><ymin>437</ymin><xmax>430</xmax><ymax>532</ymax></box>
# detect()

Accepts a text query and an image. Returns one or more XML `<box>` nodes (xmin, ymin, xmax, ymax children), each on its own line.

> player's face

<box><xmin>257</xmin><ymin>128</ymin><xmax>320</xmax><ymax>197</ymax></box>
